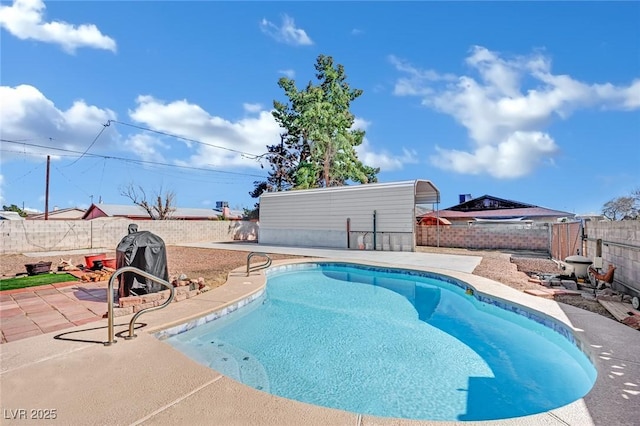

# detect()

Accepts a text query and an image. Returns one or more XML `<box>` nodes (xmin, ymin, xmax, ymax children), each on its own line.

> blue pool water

<box><xmin>166</xmin><ymin>263</ymin><xmax>596</xmax><ymax>421</ymax></box>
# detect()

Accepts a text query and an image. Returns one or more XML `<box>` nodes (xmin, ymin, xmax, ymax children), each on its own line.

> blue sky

<box><xmin>1</xmin><ymin>0</ymin><xmax>639</xmax><ymax>216</ymax></box>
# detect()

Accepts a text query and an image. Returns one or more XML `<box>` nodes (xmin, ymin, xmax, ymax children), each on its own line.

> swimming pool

<box><xmin>165</xmin><ymin>262</ymin><xmax>596</xmax><ymax>421</ymax></box>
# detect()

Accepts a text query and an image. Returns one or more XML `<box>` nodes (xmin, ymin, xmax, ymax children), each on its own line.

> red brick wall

<box><xmin>114</xmin><ymin>284</ymin><xmax>205</xmax><ymax>317</ymax></box>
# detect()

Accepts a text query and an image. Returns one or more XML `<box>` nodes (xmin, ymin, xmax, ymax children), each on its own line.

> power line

<box><xmin>65</xmin><ymin>121</ymin><xmax>112</xmax><ymax>167</ymax></box>
<box><xmin>140</xmin><ymin>164</ymin><xmax>244</xmax><ymax>184</ymax></box>
<box><xmin>0</xmin><ymin>148</ymin><xmax>70</xmax><ymax>158</ymax></box>
<box><xmin>78</xmin><ymin>157</ymin><xmax>104</xmax><ymax>174</ymax></box>
<box><xmin>110</xmin><ymin>120</ymin><xmax>265</xmax><ymax>159</ymax></box>
<box><xmin>98</xmin><ymin>158</ymin><xmax>107</xmax><ymax>195</ymax></box>
<box><xmin>1</xmin><ymin>162</ymin><xmax>44</xmax><ymax>186</ymax></box>
<box><xmin>52</xmin><ymin>164</ymin><xmax>92</xmax><ymax>198</ymax></box>
<box><xmin>0</xmin><ymin>139</ymin><xmax>267</xmax><ymax>178</ymax></box>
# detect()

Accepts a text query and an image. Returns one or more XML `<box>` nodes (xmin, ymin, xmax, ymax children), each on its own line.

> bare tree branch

<box><xmin>602</xmin><ymin>196</ymin><xmax>637</xmax><ymax>221</ymax></box>
<box><xmin>120</xmin><ymin>183</ymin><xmax>176</xmax><ymax>220</ymax></box>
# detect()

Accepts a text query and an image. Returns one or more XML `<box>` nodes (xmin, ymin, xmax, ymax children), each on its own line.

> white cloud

<box><xmin>357</xmin><ymin>142</ymin><xmax>419</xmax><ymax>172</ymax></box>
<box><xmin>123</xmin><ymin>133</ymin><xmax>168</xmax><ymax>163</ymax></box>
<box><xmin>128</xmin><ymin>95</ymin><xmax>282</xmax><ymax>168</ymax></box>
<box><xmin>0</xmin><ymin>84</ymin><xmax>118</xmax><ymax>160</ymax></box>
<box><xmin>278</xmin><ymin>69</ymin><xmax>296</xmax><ymax>79</ymax></box>
<box><xmin>431</xmin><ymin>131</ymin><xmax>558</xmax><ymax>178</ymax></box>
<box><xmin>259</xmin><ymin>14</ymin><xmax>313</xmax><ymax>46</ymax></box>
<box><xmin>352</xmin><ymin>117</ymin><xmax>371</xmax><ymax>131</ymax></box>
<box><xmin>125</xmin><ymin>100</ymin><xmax>420</xmax><ymax>173</ymax></box>
<box><xmin>593</xmin><ymin>79</ymin><xmax>640</xmax><ymax>110</ymax></box>
<box><xmin>0</xmin><ymin>84</ymin><xmax>430</xmax><ymax>182</ymax></box>
<box><xmin>352</xmin><ymin>117</ymin><xmax>418</xmax><ymax>172</ymax></box>
<box><xmin>389</xmin><ymin>55</ymin><xmax>456</xmax><ymax>96</ymax></box>
<box><xmin>391</xmin><ymin>46</ymin><xmax>640</xmax><ymax>178</ymax></box>
<box><xmin>0</xmin><ymin>0</ymin><xmax>116</xmax><ymax>53</ymax></box>
<box><xmin>243</xmin><ymin>103</ymin><xmax>263</xmax><ymax>113</ymax></box>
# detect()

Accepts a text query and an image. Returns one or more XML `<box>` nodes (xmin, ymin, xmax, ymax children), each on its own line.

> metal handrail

<box><xmin>246</xmin><ymin>252</ymin><xmax>272</xmax><ymax>276</ymax></box>
<box><xmin>105</xmin><ymin>266</ymin><xmax>174</xmax><ymax>346</ymax></box>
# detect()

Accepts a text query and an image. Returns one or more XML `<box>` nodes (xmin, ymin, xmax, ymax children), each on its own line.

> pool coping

<box><xmin>1</xmin><ymin>257</ymin><xmax>638</xmax><ymax>425</ymax></box>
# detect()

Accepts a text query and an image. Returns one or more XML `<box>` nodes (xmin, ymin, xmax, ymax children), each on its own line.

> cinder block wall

<box><xmin>584</xmin><ymin>220</ymin><xmax>639</xmax><ymax>296</ymax></box>
<box><xmin>0</xmin><ymin>219</ymin><xmax>258</xmax><ymax>254</ymax></box>
<box><xmin>417</xmin><ymin>224</ymin><xmax>550</xmax><ymax>252</ymax></box>
<box><xmin>0</xmin><ymin>220</ymin><xmax>92</xmax><ymax>254</ymax></box>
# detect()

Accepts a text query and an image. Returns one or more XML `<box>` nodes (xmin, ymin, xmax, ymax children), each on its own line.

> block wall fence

<box><xmin>2</xmin><ymin>217</ymin><xmax>637</xmax><ymax>298</ymax></box>
<box><xmin>0</xmin><ymin>218</ymin><xmax>258</xmax><ymax>255</ymax></box>
<box><xmin>583</xmin><ymin>220</ymin><xmax>640</xmax><ymax>297</ymax></box>
<box><xmin>416</xmin><ymin>223</ymin><xmax>551</xmax><ymax>252</ymax></box>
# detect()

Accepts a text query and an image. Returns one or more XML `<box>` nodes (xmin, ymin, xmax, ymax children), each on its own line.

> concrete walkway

<box><xmin>179</xmin><ymin>241</ymin><xmax>483</xmax><ymax>273</ymax></box>
<box><xmin>1</xmin><ymin>245</ymin><xmax>638</xmax><ymax>425</ymax></box>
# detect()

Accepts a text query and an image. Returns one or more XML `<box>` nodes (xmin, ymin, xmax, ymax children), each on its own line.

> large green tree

<box><xmin>271</xmin><ymin>54</ymin><xmax>378</xmax><ymax>189</ymax></box>
<box><xmin>246</xmin><ymin>135</ymin><xmax>298</xmax><ymax>218</ymax></box>
<box><xmin>248</xmin><ymin>55</ymin><xmax>379</xmax><ymax>216</ymax></box>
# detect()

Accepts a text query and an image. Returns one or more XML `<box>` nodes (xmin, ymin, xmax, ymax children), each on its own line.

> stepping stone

<box><xmin>524</xmin><ymin>289</ymin><xmax>554</xmax><ymax>297</ymax></box>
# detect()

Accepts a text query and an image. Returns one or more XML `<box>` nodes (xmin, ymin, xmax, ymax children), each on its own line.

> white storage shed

<box><xmin>258</xmin><ymin>180</ymin><xmax>440</xmax><ymax>251</ymax></box>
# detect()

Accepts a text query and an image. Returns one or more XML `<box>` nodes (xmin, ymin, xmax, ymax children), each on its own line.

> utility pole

<box><xmin>44</xmin><ymin>155</ymin><xmax>50</xmax><ymax>220</ymax></box>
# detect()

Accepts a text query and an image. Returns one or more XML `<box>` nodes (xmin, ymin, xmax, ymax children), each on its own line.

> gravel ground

<box><xmin>417</xmin><ymin>246</ymin><xmax>616</xmax><ymax>320</ymax></box>
<box><xmin>0</xmin><ymin>247</ymin><xmax>305</xmax><ymax>287</ymax></box>
<box><xmin>0</xmin><ymin>245</ymin><xmax>615</xmax><ymax>319</ymax></box>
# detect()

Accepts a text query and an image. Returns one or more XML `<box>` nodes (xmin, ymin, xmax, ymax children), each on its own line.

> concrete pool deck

<box><xmin>179</xmin><ymin>241</ymin><xmax>485</xmax><ymax>274</ymax></box>
<box><xmin>1</xmin><ymin>245</ymin><xmax>638</xmax><ymax>425</ymax></box>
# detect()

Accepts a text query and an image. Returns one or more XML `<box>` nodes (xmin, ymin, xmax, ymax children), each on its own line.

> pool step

<box><xmin>205</xmin><ymin>340</ymin><xmax>271</xmax><ymax>392</ymax></box>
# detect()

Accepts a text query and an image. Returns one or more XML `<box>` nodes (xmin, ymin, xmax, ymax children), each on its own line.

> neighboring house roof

<box><xmin>430</xmin><ymin>207</ymin><xmax>575</xmax><ymax>220</ymax></box>
<box><xmin>82</xmin><ymin>203</ymin><xmax>224</xmax><ymax>220</ymax></box>
<box><xmin>211</xmin><ymin>208</ymin><xmax>245</xmax><ymax>220</ymax></box>
<box><xmin>0</xmin><ymin>211</ymin><xmax>24</xmax><ymax>220</ymax></box>
<box><xmin>28</xmin><ymin>207</ymin><xmax>86</xmax><ymax>220</ymax></box>
<box><xmin>418</xmin><ymin>216</ymin><xmax>451</xmax><ymax>225</ymax></box>
<box><xmin>447</xmin><ymin>194</ymin><xmax>536</xmax><ymax>211</ymax></box>
<box><xmin>420</xmin><ymin>195</ymin><xmax>574</xmax><ymax>221</ymax></box>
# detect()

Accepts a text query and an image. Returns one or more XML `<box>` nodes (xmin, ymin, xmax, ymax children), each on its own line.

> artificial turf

<box><xmin>0</xmin><ymin>273</ymin><xmax>78</xmax><ymax>291</ymax></box>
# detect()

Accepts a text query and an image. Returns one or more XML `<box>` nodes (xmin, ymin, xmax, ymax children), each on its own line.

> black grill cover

<box><xmin>116</xmin><ymin>230</ymin><xmax>169</xmax><ymax>297</ymax></box>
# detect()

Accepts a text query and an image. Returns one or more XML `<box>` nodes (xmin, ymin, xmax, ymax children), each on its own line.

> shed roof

<box><xmin>260</xmin><ymin>180</ymin><xmax>440</xmax><ymax>204</ymax></box>
<box><xmin>0</xmin><ymin>211</ymin><xmax>24</xmax><ymax>220</ymax></box>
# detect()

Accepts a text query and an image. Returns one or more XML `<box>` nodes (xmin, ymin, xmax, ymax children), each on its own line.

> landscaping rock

<box><xmin>561</xmin><ymin>280</ymin><xmax>578</xmax><ymax>290</ymax></box>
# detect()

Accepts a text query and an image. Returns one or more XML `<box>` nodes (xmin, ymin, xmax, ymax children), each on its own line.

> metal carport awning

<box><xmin>414</xmin><ymin>180</ymin><xmax>441</xmax><ymax>248</ymax></box>
<box><xmin>414</xmin><ymin>180</ymin><xmax>440</xmax><ymax>204</ymax></box>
